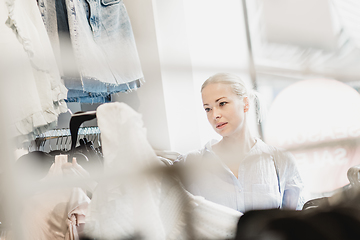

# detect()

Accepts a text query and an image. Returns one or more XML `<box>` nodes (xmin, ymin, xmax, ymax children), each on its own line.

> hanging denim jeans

<box><xmin>38</xmin><ymin>0</ymin><xmax>144</xmax><ymax>103</ymax></box>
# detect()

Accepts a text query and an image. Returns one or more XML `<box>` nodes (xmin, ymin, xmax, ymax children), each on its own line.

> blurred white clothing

<box><xmin>84</xmin><ymin>102</ymin><xmax>242</xmax><ymax>240</ymax></box>
<box><xmin>20</xmin><ymin>155</ymin><xmax>91</xmax><ymax>240</ymax></box>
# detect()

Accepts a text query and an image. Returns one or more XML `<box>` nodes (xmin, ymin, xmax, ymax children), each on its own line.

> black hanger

<box><xmin>69</xmin><ymin>111</ymin><xmax>97</xmax><ymax>152</ymax></box>
<box><xmin>68</xmin><ymin>111</ymin><xmax>103</xmax><ymax>176</ymax></box>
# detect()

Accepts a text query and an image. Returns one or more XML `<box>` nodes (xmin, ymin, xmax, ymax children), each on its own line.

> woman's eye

<box><xmin>219</xmin><ymin>102</ymin><xmax>227</xmax><ymax>106</ymax></box>
<box><xmin>204</xmin><ymin>108</ymin><xmax>211</xmax><ymax>112</ymax></box>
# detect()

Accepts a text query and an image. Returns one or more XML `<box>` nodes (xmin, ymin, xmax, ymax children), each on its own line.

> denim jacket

<box><xmin>38</xmin><ymin>0</ymin><xmax>144</xmax><ymax>102</ymax></box>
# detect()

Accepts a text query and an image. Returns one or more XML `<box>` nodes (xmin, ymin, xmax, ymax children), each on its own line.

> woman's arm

<box><xmin>278</xmin><ymin>150</ymin><xmax>304</xmax><ymax>210</ymax></box>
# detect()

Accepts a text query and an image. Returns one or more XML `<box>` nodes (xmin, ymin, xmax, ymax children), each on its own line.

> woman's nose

<box><xmin>213</xmin><ymin>109</ymin><xmax>221</xmax><ymax>120</ymax></box>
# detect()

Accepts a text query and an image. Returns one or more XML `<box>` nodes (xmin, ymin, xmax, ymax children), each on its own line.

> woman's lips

<box><xmin>216</xmin><ymin>122</ymin><xmax>228</xmax><ymax>129</ymax></box>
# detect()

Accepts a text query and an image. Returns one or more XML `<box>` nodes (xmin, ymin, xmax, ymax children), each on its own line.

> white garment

<box><xmin>20</xmin><ymin>155</ymin><xmax>91</xmax><ymax>240</ymax></box>
<box><xmin>159</xmin><ymin>172</ymin><xmax>242</xmax><ymax>240</ymax></box>
<box><xmin>177</xmin><ymin>138</ymin><xmax>304</xmax><ymax>212</ymax></box>
<box><xmin>84</xmin><ymin>102</ymin><xmax>241</xmax><ymax>240</ymax></box>
<box><xmin>85</xmin><ymin>102</ymin><xmax>166</xmax><ymax>239</ymax></box>
<box><xmin>0</xmin><ymin>0</ymin><xmax>67</xmax><ymax>142</ymax></box>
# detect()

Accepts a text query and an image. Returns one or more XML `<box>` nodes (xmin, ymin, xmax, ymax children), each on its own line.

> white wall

<box><xmin>182</xmin><ymin>0</ymin><xmax>254</xmax><ymax>145</ymax></box>
<box><xmin>118</xmin><ymin>0</ymin><xmax>203</xmax><ymax>154</ymax></box>
<box><xmin>114</xmin><ymin>0</ymin><xmax>172</xmax><ymax>152</ymax></box>
<box><xmin>152</xmin><ymin>0</ymin><xmax>201</xmax><ymax>153</ymax></box>
<box><xmin>116</xmin><ymin>0</ymin><xmax>253</xmax><ymax>154</ymax></box>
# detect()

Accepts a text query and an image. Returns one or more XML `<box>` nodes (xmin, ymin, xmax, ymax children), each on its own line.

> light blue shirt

<box><xmin>176</xmin><ymin>138</ymin><xmax>304</xmax><ymax>213</ymax></box>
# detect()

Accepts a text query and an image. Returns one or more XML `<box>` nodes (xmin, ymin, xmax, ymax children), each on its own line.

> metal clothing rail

<box><xmin>36</xmin><ymin>127</ymin><xmax>100</xmax><ymax>141</ymax></box>
<box><xmin>33</xmin><ymin>127</ymin><xmax>101</xmax><ymax>152</ymax></box>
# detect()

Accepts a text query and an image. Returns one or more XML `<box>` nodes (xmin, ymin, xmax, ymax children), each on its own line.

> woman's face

<box><xmin>201</xmin><ymin>83</ymin><xmax>249</xmax><ymax>137</ymax></box>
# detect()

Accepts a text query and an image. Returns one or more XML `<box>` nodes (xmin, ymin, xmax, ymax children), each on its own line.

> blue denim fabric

<box><xmin>66</xmin><ymin>94</ymin><xmax>111</xmax><ymax>103</ymax></box>
<box><xmin>65</xmin><ymin>78</ymin><xmax>141</xmax><ymax>103</ymax></box>
<box><xmin>38</xmin><ymin>0</ymin><xmax>144</xmax><ymax>103</ymax></box>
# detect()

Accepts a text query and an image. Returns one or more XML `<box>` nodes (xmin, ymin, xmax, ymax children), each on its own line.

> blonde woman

<box><xmin>176</xmin><ymin>73</ymin><xmax>303</xmax><ymax>213</ymax></box>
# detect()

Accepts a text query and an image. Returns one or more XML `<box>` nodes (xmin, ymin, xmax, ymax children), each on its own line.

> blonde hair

<box><xmin>201</xmin><ymin>73</ymin><xmax>265</xmax><ymax>123</ymax></box>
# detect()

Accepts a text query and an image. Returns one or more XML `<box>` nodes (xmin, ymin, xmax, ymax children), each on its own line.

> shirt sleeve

<box><xmin>173</xmin><ymin>154</ymin><xmax>186</xmax><ymax>164</ymax></box>
<box><xmin>277</xmin><ymin>149</ymin><xmax>304</xmax><ymax>210</ymax></box>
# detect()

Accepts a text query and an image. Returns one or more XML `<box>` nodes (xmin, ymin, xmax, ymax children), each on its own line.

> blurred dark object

<box><xmin>235</xmin><ymin>164</ymin><xmax>360</xmax><ymax>240</ymax></box>
<box><xmin>302</xmin><ymin>164</ymin><xmax>360</xmax><ymax>211</ymax></box>
<box><xmin>15</xmin><ymin>151</ymin><xmax>54</xmax><ymax>181</ymax></box>
<box><xmin>236</xmin><ymin>205</ymin><xmax>360</xmax><ymax>240</ymax></box>
<box><xmin>302</xmin><ymin>197</ymin><xmax>330</xmax><ymax>211</ymax></box>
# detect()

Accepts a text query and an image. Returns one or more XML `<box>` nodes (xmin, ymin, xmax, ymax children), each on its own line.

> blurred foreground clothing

<box><xmin>20</xmin><ymin>155</ymin><xmax>91</xmax><ymax>240</ymax></box>
<box><xmin>235</xmin><ymin>184</ymin><xmax>360</xmax><ymax>240</ymax></box>
<box><xmin>83</xmin><ymin>102</ymin><xmax>242</xmax><ymax>239</ymax></box>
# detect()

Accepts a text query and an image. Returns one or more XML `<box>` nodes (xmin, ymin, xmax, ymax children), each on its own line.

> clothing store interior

<box><xmin>1</xmin><ymin>0</ymin><xmax>360</xmax><ymax>239</ymax></box>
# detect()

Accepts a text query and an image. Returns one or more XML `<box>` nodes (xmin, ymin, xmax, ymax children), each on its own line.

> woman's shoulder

<box><xmin>255</xmin><ymin>139</ymin><xmax>297</xmax><ymax>168</ymax></box>
<box><xmin>256</xmin><ymin>138</ymin><xmax>292</xmax><ymax>156</ymax></box>
<box><xmin>175</xmin><ymin>149</ymin><xmax>204</xmax><ymax>164</ymax></box>
<box><xmin>174</xmin><ymin>140</ymin><xmax>216</xmax><ymax>164</ymax></box>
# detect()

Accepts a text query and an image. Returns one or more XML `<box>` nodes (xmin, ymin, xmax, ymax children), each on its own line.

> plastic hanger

<box><xmin>69</xmin><ymin>111</ymin><xmax>97</xmax><ymax>152</ymax></box>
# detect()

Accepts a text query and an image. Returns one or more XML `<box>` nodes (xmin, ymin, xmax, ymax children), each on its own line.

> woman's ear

<box><xmin>243</xmin><ymin>97</ymin><xmax>250</xmax><ymax>112</ymax></box>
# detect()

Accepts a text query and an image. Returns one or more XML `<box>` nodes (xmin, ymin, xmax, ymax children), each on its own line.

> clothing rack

<box><xmin>33</xmin><ymin>126</ymin><xmax>101</xmax><ymax>152</ymax></box>
<box><xmin>36</xmin><ymin>127</ymin><xmax>100</xmax><ymax>140</ymax></box>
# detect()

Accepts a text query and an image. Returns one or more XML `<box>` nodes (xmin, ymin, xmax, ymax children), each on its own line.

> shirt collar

<box><xmin>204</xmin><ymin>137</ymin><xmax>271</xmax><ymax>159</ymax></box>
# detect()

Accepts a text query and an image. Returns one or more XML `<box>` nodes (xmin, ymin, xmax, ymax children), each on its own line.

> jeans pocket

<box><xmin>101</xmin><ymin>0</ymin><xmax>120</xmax><ymax>6</ymax></box>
